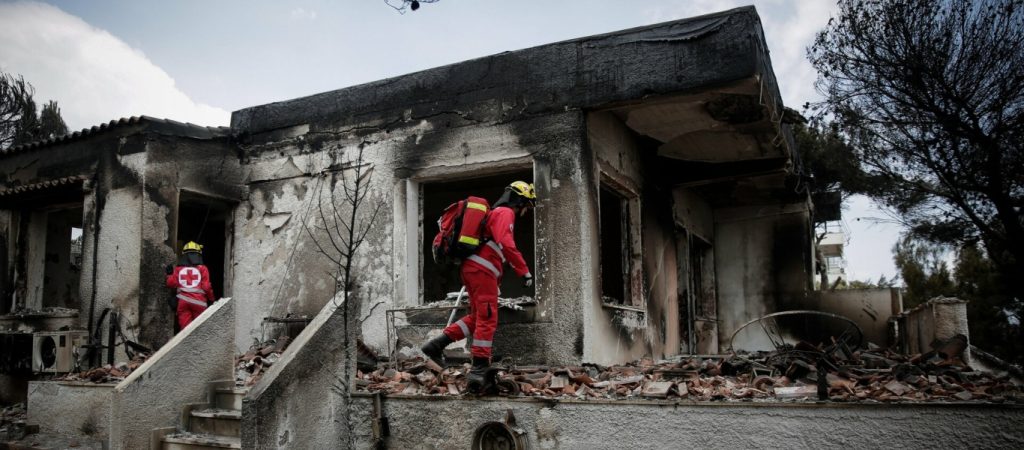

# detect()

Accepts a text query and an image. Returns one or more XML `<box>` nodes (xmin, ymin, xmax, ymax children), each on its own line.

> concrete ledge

<box><xmin>242</xmin><ymin>294</ymin><xmax>351</xmax><ymax>449</ymax></box>
<box><xmin>26</xmin><ymin>381</ymin><xmax>114</xmax><ymax>440</ymax></box>
<box><xmin>110</xmin><ymin>298</ymin><xmax>235</xmax><ymax>450</ymax></box>
<box><xmin>350</xmin><ymin>395</ymin><xmax>1024</xmax><ymax>449</ymax></box>
<box><xmin>0</xmin><ymin>314</ymin><xmax>79</xmax><ymax>333</ymax></box>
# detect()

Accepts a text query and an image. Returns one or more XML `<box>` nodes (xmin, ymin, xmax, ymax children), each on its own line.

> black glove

<box><xmin>523</xmin><ymin>273</ymin><xmax>534</xmax><ymax>288</ymax></box>
<box><xmin>165</xmin><ymin>264</ymin><xmax>174</xmax><ymax>275</ymax></box>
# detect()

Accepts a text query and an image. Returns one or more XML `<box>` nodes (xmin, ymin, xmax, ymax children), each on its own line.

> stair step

<box><xmin>213</xmin><ymin>387</ymin><xmax>248</xmax><ymax>410</ymax></box>
<box><xmin>163</xmin><ymin>432</ymin><xmax>241</xmax><ymax>450</ymax></box>
<box><xmin>192</xmin><ymin>408</ymin><xmax>241</xmax><ymax>419</ymax></box>
<box><xmin>189</xmin><ymin>408</ymin><xmax>241</xmax><ymax>438</ymax></box>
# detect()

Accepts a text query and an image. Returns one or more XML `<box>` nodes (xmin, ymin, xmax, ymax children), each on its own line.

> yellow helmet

<box><xmin>508</xmin><ymin>181</ymin><xmax>536</xmax><ymax>201</ymax></box>
<box><xmin>182</xmin><ymin>241</ymin><xmax>203</xmax><ymax>253</ymax></box>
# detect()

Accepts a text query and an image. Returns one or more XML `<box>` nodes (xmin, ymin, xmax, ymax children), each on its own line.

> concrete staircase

<box><xmin>152</xmin><ymin>381</ymin><xmax>246</xmax><ymax>449</ymax></box>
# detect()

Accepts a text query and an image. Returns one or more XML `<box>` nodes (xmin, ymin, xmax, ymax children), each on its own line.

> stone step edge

<box><xmin>163</xmin><ymin>433</ymin><xmax>241</xmax><ymax>449</ymax></box>
<box><xmin>191</xmin><ymin>409</ymin><xmax>242</xmax><ymax>419</ymax></box>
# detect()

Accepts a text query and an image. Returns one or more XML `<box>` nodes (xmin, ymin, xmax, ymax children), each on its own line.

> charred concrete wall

<box><xmin>0</xmin><ymin>126</ymin><xmax>238</xmax><ymax>355</ymax></box>
<box><xmin>0</xmin><ymin>131</ymin><xmax>128</xmax><ymax>321</ymax></box>
<box><xmin>27</xmin><ymin>381</ymin><xmax>113</xmax><ymax>441</ymax></box>
<box><xmin>231</xmin><ymin>126</ymin><xmax>393</xmax><ymax>355</ymax></box>
<box><xmin>241</xmin><ymin>293</ymin><xmax>352</xmax><ymax>449</ymax></box>
<box><xmin>137</xmin><ymin>136</ymin><xmax>243</xmax><ymax>347</ymax></box>
<box><xmin>897</xmin><ymin>297</ymin><xmax>971</xmax><ymax>360</ymax></box>
<box><xmin>230</xmin><ymin>106</ymin><xmax>588</xmax><ymax>364</ymax></box>
<box><xmin>229</xmin><ymin>6</ymin><xmax>789</xmax><ymax>364</ymax></box>
<box><xmin>583</xmin><ymin>111</ymin><xmax>680</xmax><ymax>364</ymax></box>
<box><xmin>349</xmin><ymin>395</ymin><xmax>1024</xmax><ymax>449</ymax></box>
<box><xmin>672</xmin><ymin>188</ymin><xmax>718</xmax><ymax>353</ymax></box>
<box><xmin>714</xmin><ymin>204</ymin><xmax>813</xmax><ymax>351</ymax></box>
<box><xmin>809</xmin><ymin>288</ymin><xmax>902</xmax><ymax>347</ymax></box>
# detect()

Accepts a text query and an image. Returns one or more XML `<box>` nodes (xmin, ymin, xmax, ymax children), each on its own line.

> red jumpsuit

<box><xmin>166</xmin><ymin>265</ymin><xmax>215</xmax><ymax>329</ymax></box>
<box><xmin>441</xmin><ymin>206</ymin><xmax>531</xmax><ymax>359</ymax></box>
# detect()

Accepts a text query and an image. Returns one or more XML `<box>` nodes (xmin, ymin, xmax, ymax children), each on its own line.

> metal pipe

<box><xmin>446</xmin><ymin>285</ymin><xmax>466</xmax><ymax>328</ymax></box>
<box><xmin>107</xmin><ymin>310</ymin><xmax>117</xmax><ymax>365</ymax></box>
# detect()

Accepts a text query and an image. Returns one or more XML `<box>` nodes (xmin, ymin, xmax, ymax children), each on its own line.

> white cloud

<box><xmin>290</xmin><ymin>7</ymin><xmax>317</xmax><ymax>21</ymax></box>
<box><xmin>0</xmin><ymin>1</ymin><xmax>229</xmax><ymax>131</ymax></box>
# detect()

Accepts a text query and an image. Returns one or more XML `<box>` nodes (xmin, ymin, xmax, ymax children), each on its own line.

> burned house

<box><xmin>0</xmin><ymin>117</ymin><xmax>239</xmax><ymax>393</ymax></box>
<box><xmin>1</xmin><ymin>6</ymin><xmax>1021</xmax><ymax>450</ymax></box>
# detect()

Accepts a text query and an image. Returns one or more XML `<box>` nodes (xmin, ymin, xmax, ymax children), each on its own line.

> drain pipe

<box><xmin>371</xmin><ymin>392</ymin><xmax>389</xmax><ymax>448</ymax></box>
<box><xmin>107</xmin><ymin>310</ymin><xmax>118</xmax><ymax>365</ymax></box>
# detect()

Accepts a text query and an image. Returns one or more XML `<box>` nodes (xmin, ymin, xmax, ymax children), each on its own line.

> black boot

<box><xmin>420</xmin><ymin>334</ymin><xmax>452</xmax><ymax>367</ymax></box>
<box><xmin>466</xmin><ymin>356</ymin><xmax>490</xmax><ymax>393</ymax></box>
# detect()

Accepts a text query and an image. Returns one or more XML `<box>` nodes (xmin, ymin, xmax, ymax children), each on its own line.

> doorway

<box><xmin>176</xmin><ymin>194</ymin><xmax>233</xmax><ymax>300</ymax></box>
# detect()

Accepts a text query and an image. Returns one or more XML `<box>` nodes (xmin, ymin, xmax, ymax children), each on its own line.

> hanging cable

<box><xmin>194</xmin><ymin>203</ymin><xmax>212</xmax><ymax>242</ymax></box>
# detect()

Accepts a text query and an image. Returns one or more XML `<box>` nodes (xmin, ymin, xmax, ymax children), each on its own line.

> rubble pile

<box><xmin>356</xmin><ymin>336</ymin><xmax>1023</xmax><ymax>403</ymax></box>
<box><xmin>0</xmin><ymin>404</ymin><xmax>29</xmax><ymax>441</ymax></box>
<box><xmin>58</xmin><ymin>353</ymin><xmax>149</xmax><ymax>384</ymax></box>
<box><xmin>2</xmin><ymin>306</ymin><xmax>78</xmax><ymax>317</ymax></box>
<box><xmin>235</xmin><ymin>337</ymin><xmax>290</xmax><ymax>387</ymax></box>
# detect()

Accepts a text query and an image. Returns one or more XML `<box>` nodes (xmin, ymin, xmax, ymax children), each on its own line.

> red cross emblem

<box><xmin>178</xmin><ymin>267</ymin><xmax>202</xmax><ymax>288</ymax></box>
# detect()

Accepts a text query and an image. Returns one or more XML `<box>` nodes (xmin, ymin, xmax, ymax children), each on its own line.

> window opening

<box><xmin>599</xmin><ymin>186</ymin><xmax>627</xmax><ymax>304</ymax></box>
<box><xmin>421</xmin><ymin>170</ymin><xmax>534</xmax><ymax>303</ymax></box>
<box><xmin>70</xmin><ymin>227</ymin><xmax>83</xmax><ymax>269</ymax></box>
<box><xmin>690</xmin><ymin>236</ymin><xmax>715</xmax><ymax>320</ymax></box>
<box><xmin>42</xmin><ymin>207</ymin><xmax>83</xmax><ymax>309</ymax></box>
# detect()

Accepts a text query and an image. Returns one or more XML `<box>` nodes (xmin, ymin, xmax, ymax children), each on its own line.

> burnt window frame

<box><xmin>412</xmin><ymin>164</ymin><xmax>537</xmax><ymax>306</ymax></box>
<box><xmin>598</xmin><ymin>174</ymin><xmax>642</xmax><ymax>309</ymax></box>
<box><xmin>9</xmin><ymin>202</ymin><xmax>86</xmax><ymax>312</ymax></box>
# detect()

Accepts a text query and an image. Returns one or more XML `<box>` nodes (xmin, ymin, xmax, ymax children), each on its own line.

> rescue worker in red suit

<box><xmin>165</xmin><ymin>241</ymin><xmax>215</xmax><ymax>330</ymax></box>
<box><xmin>421</xmin><ymin>181</ymin><xmax>536</xmax><ymax>391</ymax></box>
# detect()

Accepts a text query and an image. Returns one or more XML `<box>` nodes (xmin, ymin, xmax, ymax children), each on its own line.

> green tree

<box><xmin>0</xmin><ymin>72</ymin><xmax>33</xmax><ymax>148</ymax></box>
<box><xmin>0</xmin><ymin>71</ymin><xmax>69</xmax><ymax>149</ymax></box>
<box><xmin>893</xmin><ymin>236</ymin><xmax>1022</xmax><ymax>363</ymax></box>
<box><xmin>845</xmin><ymin>274</ymin><xmax>897</xmax><ymax>290</ymax></box>
<box><xmin>809</xmin><ymin>0</ymin><xmax>1024</xmax><ymax>304</ymax></box>
<box><xmin>954</xmin><ymin>244</ymin><xmax>1022</xmax><ymax>364</ymax></box>
<box><xmin>13</xmin><ymin>93</ymin><xmax>38</xmax><ymax>146</ymax></box>
<box><xmin>39</xmin><ymin>100</ymin><xmax>68</xmax><ymax>141</ymax></box>
<box><xmin>893</xmin><ymin>235</ymin><xmax>955</xmax><ymax>308</ymax></box>
<box><xmin>791</xmin><ymin>115</ymin><xmax>873</xmax><ymax>203</ymax></box>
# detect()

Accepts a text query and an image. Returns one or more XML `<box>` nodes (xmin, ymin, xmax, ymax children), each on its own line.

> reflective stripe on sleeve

<box><xmin>486</xmin><ymin>240</ymin><xmax>505</xmax><ymax>262</ymax></box>
<box><xmin>467</xmin><ymin>202</ymin><xmax>487</xmax><ymax>212</ymax></box>
<box><xmin>467</xmin><ymin>254</ymin><xmax>501</xmax><ymax>277</ymax></box>
<box><xmin>458</xmin><ymin>235</ymin><xmax>480</xmax><ymax>246</ymax></box>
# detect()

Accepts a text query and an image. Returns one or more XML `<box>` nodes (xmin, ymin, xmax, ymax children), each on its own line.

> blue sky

<box><xmin>0</xmin><ymin>0</ymin><xmax>903</xmax><ymax>282</ymax></box>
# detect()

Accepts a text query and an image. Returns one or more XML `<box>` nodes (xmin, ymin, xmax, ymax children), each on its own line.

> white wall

<box><xmin>714</xmin><ymin>204</ymin><xmax>812</xmax><ymax>351</ymax></box>
<box><xmin>109</xmin><ymin>298</ymin><xmax>235</xmax><ymax>450</ymax></box>
<box><xmin>349</xmin><ymin>395</ymin><xmax>1024</xmax><ymax>449</ymax></box>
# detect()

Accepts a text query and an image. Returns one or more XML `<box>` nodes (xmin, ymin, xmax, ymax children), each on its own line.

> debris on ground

<box><xmin>356</xmin><ymin>334</ymin><xmax>1023</xmax><ymax>403</ymax></box>
<box><xmin>58</xmin><ymin>352</ymin><xmax>150</xmax><ymax>384</ymax></box>
<box><xmin>431</xmin><ymin>294</ymin><xmax>535</xmax><ymax>310</ymax></box>
<box><xmin>2</xmin><ymin>306</ymin><xmax>79</xmax><ymax>317</ymax></box>
<box><xmin>235</xmin><ymin>336</ymin><xmax>291</xmax><ymax>387</ymax></box>
<box><xmin>0</xmin><ymin>403</ymin><xmax>28</xmax><ymax>441</ymax></box>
